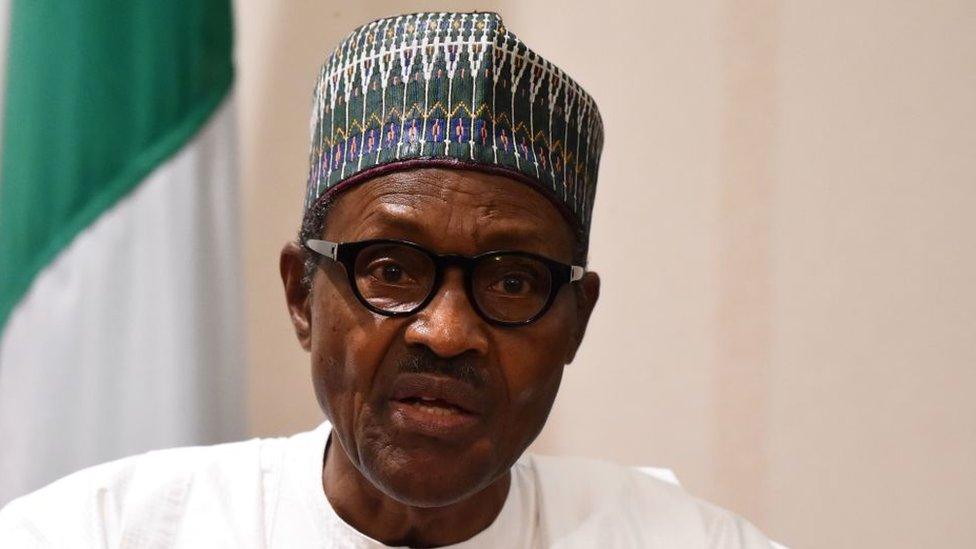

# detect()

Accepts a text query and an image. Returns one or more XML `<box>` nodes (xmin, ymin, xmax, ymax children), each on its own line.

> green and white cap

<box><xmin>304</xmin><ymin>11</ymin><xmax>604</xmax><ymax>252</ymax></box>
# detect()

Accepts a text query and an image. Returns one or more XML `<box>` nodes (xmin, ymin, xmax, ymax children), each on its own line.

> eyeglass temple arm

<box><xmin>570</xmin><ymin>265</ymin><xmax>585</xmax><ymax>282</ymax></box>
<box><xmin>306</xmin><ymin>239</ymin><xmax>339</xmax><ymax>260</ymax></box>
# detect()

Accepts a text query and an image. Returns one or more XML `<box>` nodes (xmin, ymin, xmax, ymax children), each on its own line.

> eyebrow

<box><xmin>353</xmin><ymin>209</ymin><xmax>554</xmax><ymax>255</ymax></box>
<box><xmin>356</xmin><ymin>209</ymin><xmax>427</xmax><ymax>238</ymax></box>
<box><xmin>475</xmin><ymin>229</ymin><xmax>548</xmax><ymax>252</ymax></box>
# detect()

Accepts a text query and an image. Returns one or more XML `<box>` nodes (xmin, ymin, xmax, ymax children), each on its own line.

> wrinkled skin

<box><xmin>280</xmin><ymin>167</ymin><xmax>600</xmax><ymax>547</ymax></box>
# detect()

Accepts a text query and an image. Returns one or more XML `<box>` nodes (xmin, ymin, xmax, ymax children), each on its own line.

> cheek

<box><xmin>494</xmin><ymin>341</ymin><xmax>564</xmax><ymax>459</ymax></box>
<box><xmin>309</xmin><ymin>278</ymin><xmax>400</xmax><ymax>437</ymax></box>
<box><xmin>492</xmin><ymin>300</ymin><xmax>576</xmax><ymax>442</ymax></box>
<box><xmin>495</xmin><ymin>288</ymin><xmax>576</xmax><ymax>432</ymax></box>
<box><xmin>503</xmin><ymin>344</ymin><xmax>564</xmax><ymax>414</ymax></box>
<box><xmin>507</xmin><ymin>290</ymin><xmax>579</xmax><ymax>384</ymax></box>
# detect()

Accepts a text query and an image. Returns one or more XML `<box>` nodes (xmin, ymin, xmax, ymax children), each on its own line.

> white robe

<box><xmin>0</xmin><ymin>421</ymin><xmax>780</xmax><ymax>548</ymax></box>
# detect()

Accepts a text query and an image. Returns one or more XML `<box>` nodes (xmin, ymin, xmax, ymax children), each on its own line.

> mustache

<box><xmin>395</xmin><ymin>349</ymin><xmax>485</xmax><ymax>389</ymax></box>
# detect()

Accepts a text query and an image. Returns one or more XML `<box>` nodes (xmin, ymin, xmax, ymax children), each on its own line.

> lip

<box><xmin>389</xmin><ymin>373</ymin><xmax>487</xmax><ymax>414</ymax></box>
<box><xmin>388</xmin><ymin>373</ymin><xmax>487</xmax><ymax>439</ymax></box>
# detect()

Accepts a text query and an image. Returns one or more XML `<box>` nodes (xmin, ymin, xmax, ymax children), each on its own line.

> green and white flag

<box><xmin>0</xmin><ymin>1</ymin><xmax>245</xmax><ymax>504</ymax></box>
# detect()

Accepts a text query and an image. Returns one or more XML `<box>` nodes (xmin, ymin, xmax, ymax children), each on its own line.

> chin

<box><xmin>363</xmin><ymin>443</ymin><xmax>499</xmax><ymax>508</ymax></box>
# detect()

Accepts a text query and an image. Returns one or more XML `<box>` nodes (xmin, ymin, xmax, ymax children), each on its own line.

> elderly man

<box><xmin>1</xmin><ymin>12</ymin><xmax>776</xmax><ymax>548</ymax></box>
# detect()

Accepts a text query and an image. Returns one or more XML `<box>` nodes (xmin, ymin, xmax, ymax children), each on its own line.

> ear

<box><xmin>280</xmin><ymin>241</ymin><xmax>313</xmax><ymax>351</ymax></box>
<box><xmin>564</xmin><ymin>271</ymin><xmax>600</xmax><ymax>364</ymax></box>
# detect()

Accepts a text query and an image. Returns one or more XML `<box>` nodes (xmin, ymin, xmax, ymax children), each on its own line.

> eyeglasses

<box><xmin>305</xmin><ymin>238</ymin><xmax>585</xmax><ymax>327</ymax></box>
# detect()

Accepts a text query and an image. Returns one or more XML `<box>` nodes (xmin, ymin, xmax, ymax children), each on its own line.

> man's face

<box><xmin>282</xmin><ymin>167</ymin><xmax>599</xmax><ymax>507</ymax></box>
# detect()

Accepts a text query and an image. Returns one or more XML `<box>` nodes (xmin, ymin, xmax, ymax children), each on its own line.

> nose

<box><xmin>404</xmin><ymin>268</ymin><xmax>489</xmax><ymax>358</ymax></box>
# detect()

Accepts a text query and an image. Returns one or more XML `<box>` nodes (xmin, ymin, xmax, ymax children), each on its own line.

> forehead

<box><xmin>322</xmin><ymin>167</ymin><xmax>576</xmax><ymax>259</ymax></box>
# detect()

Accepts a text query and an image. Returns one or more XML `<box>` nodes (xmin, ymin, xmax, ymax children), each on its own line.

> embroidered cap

<box><xmin>304</xmin><ymin>12</ymin><xmax>604</xmax><ymax>252</ymax></box>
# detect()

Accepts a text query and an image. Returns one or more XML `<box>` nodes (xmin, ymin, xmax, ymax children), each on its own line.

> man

<box><xmin>0</xmin><ymin>12</ymin><xmax>778</xmax><ymax>547</ymax></box>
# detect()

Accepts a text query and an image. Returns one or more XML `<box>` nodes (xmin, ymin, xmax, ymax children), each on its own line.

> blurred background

<box><xmin>1</xmin><ymin>1</ymin><xmax>973</xmax><ymax>547</ymax></box>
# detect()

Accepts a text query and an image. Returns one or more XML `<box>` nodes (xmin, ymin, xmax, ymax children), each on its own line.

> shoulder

<box><xmin>0</xmin><ymin>433</ymin><xmax>299</xmax><ymax>546</ymax></box>
<box><xmin>522</xmin><ymin>453</ymin><xmax>778</xmax><ymax>548</ymax></box>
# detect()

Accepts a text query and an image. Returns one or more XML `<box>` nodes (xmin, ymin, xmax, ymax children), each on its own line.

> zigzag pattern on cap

<box><xmin>305</xmin><ymin>11</ymin><xmax>604</xmax><ymax>240</ymax></box>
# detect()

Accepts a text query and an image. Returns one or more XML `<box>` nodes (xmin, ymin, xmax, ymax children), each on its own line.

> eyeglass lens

<box><xmin>354</xmin><ymin>243</ymin><xmax>435</xmax><ymax>313</ymax></box>
<box><xmin>352</xmin><ymin>242</ymin><xmax>553</xmax><ymax>322</ymax></box>
<box><xmin>471</xmin><ymin>254</ymin><xmax>552</xmax><ymax>323</ymax></box>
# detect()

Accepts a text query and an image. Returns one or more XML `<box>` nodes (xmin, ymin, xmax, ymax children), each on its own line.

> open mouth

<box><xmin>388</xmin><ymin>374</ymin><xmax>486</xmax><ymax>437</ymax></box>
<box><xmin>389</xmin><ymin>396</ymin><xmax>481</xmax><ymax>437</ymax></box>
<box><xmin>395</xmin><ymin>396</ymin><xmax>474</xmax><ymax>416</ymax></box>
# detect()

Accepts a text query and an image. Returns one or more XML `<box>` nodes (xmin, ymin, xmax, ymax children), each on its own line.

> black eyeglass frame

<box><xmin>304</xmin><ymin>238</ymin><xmax>585</xmax><ymax>327</ymax></box>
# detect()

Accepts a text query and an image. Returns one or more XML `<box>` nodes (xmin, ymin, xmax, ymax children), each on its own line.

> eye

<box><xmin>502</xmin><ymin>275</ymin><xmax>525</xmax><ymax>294</ymax></box>
<box><xmin>367</xmin><ymin>260</ymin><xmax>415</xmax><ymax>285</ymax></box>
<box><xmin>379</xmin><ymin>263</ymin><xmax>402</xmax><ymax>283</ymax></box>
<box><xmin>489</xmin><ymin>272</ymin><xmax>534</xmax><ymax>296</ymax></box>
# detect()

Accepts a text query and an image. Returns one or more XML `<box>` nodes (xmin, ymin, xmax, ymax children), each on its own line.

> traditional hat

<box><xmin>304</xmin><ymin>11</ymin><xmax>604</xmax><ymax>251</ymax></box>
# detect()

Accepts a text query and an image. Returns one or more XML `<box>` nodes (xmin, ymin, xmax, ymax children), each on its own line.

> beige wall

<box><xmin>235</xmin><ymin>2</ymin><xmax>976</xmax><ymax>547</ymax></box>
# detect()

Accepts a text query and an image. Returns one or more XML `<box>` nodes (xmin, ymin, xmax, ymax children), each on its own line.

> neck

<box><xmin>321</xmin><ymin>433</ymin><xmax>511</xmax><ymax>548</ymax></box>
